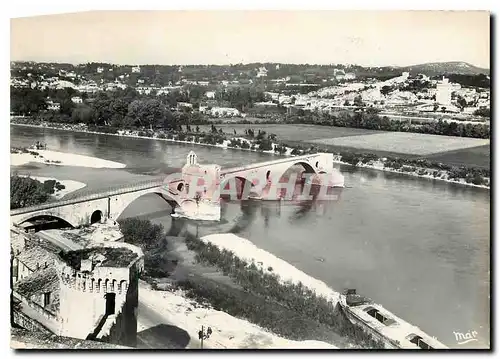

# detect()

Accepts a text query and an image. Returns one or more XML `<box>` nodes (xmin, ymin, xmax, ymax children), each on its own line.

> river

<box><xmin>10</xmin><ymin>125</ymin><xmax>490</xmax><ymax>348</ymax></box>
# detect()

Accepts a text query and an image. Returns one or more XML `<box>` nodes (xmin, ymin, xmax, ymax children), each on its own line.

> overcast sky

<box><xmin>10</xmin><ymin>10</ymin><xmax>490</xmax><ymax>68</ymax></box>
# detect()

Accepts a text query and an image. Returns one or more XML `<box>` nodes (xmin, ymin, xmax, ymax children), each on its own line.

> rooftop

<box><xmin>14</xmin><ymin>266</ymin><xmax>60</xmax><ymax>313</ymax></box>
<box><xmin>59</xmin><ymin>246</ymin><xmax>138</xmax><ymax>270</ymax></box>
<box><xmin>16</xmin><ymin>246</ymin><xmax>57</xmax><ymax>272</ymax></box>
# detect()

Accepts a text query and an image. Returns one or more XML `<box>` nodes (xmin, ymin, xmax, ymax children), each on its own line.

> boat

<box><xmin>29</xmin><ymin>141</ymin><xmax>47</xmax><ymax>150</ymax></box>
<box><xmin>338</xmin><ymin>289</ymin><xmax>448</xmax><ymax>349</ymax></box>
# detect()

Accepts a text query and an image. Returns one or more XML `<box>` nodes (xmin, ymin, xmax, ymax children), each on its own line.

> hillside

<box><xmin>400</xmin><ymin>62</ymin><xmax>489</xmax><ymax>76</ymax></box>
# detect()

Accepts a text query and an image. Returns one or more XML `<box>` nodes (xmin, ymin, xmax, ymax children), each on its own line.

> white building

<box><xmin>97</xmin><ymin>67</ymin><xmax>104</xmax><ymax>73</ymax></box>
<box><xmin>436</xmin><ymin>77</ymin><xmax>452</xmax><ymax>105</ymax></box>
<box><xmin>361</xmin><ymin>88</ymin><xmax>384</xmax><ymax>103</ymax></box>
<box><xmin>131</xmin><ymin>66</ymin><xmax>141</xmax><ymax>73</ymax></box>
<box><xmin>205</xmin><ymin>91</ymin><xmax>216</xmax><ymax>99</ymax></box>
<box><xmin>46</xmin><ymin>101</ymin><xmax>60</xmax><ymax>111</ymax></box>
<box><xmin>344</xmin><ymin>73</ymin><xmax>356</xmax><ymax>80</ymax></box>
<box><xmin>210</xmin><ymin>107</ymin><xmax>240</xmax><ymax>117</ymax></box>
<box><xmin>256</xmin><ymin>67</ymin><xmax>268</xmax><ymax>78</ymax></box>
<box><xmin>71</xmin><ymin>96</ymin><xmax>83</xmax><ymax>104</ymax></box>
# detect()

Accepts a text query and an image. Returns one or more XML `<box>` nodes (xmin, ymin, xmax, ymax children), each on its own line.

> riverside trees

<box><xmin>10</xmin><ymin>175</ymin><xmax>65</xmax><ymax>209</ymax></box>
<box><xmin>118</xmin><ymin>218</ymin><xmax>170</xmax><ymax>277</ymax></box>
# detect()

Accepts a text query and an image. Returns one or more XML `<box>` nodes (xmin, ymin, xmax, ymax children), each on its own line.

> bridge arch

<box><xmin>110</xmin><ymin>189</ymin><xmax>182</xmax><ymax>223</ymax></box>
<box><xmin>14</xmin><ymin>214</ymin><xmax>76</xmax><ymax>230</ymax></box>
<box><xmin>265</xmin><ymin>160</ymin><xmax>320</xmax><ymax>200</ymax></box>
<box><xmin>219</xmin><ymin>175</ymin><xmax>261</xmax><ymax>201</ymax></box>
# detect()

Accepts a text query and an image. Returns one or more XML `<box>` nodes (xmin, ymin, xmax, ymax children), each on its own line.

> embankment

<box><xmin>181</xmin><ymin>232</ymin><xmax>386</xmax><ymax>348</ymax></box>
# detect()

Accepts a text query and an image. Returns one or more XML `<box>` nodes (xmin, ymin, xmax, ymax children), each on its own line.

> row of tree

<box><xmin>285</xmin><ymin>109</ymin><xmax>490</xmax><ymax>139</ymax></box>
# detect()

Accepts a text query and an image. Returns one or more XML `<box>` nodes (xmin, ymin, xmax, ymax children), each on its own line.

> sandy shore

<box><xmin>17</xmin><ymin>175</ymin><xmax>86</xmax><ymax>200</ymax></box>
<box><xmin>10</xmin><ymin>148</ymin><xmax>126</xmax><ymax>169</ymax></box>
<box><xmin>138</xmin><ymin>281</ymin><xmax>337</xmax><ymax>349</ymax></box>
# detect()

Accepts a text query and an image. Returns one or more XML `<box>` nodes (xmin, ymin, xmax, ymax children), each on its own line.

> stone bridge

<box><xmin>10</xmin><ymin>178</ymin><xmax>176</xmax><ymax>228</ymax></box>
<box><xmin>10</xmin><ymin>152</ymin><xmax>344</xmax><ymax>227</ymax></box>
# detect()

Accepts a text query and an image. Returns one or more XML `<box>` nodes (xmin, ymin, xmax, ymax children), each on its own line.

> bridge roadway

<box><xmin>10</xmin><ymin>177</ymin><xmax>167</xmax><ymax>216</ymax></box>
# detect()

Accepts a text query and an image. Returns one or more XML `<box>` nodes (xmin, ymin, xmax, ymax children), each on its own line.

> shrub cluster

<box><xmin>185</xmin><ymin>234</ymin><xmax>384</xmax><ymax>348</ymax></box>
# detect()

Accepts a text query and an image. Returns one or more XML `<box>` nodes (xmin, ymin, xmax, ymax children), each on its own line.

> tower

<box><xmin>56</xmin><ymin>243</ymin><xmax>144</xmax><ymax>347</ymax></box>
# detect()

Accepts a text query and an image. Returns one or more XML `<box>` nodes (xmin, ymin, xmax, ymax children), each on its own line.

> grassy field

<box><xmin>196</xmin><ymin>123</ymin><xmax>489</xmax><ymax>170</ymax></box>
<box><xmin>310</xmin><ymin>132</ymin><xmax>490</xmax><ymax>156</ymax></box>
<box><xmin>424</xmin><ymin>144</ymin><xmax>490</xmax><ymax>170</ymax></box>
<box><xmin>198</xmin><ymin>124</ymin><xmax>386</xmax><ymax>141</ymax></box>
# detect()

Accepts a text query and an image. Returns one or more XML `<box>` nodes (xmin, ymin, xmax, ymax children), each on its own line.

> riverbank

<box><xmin>10</xmin><ymin>145</ymin><xmax>126</xmax><ymax>169</ymax></box>
<box><xmin>138</xmin><ymin>280</ymin><xmax>337</xmax><ymax>349</ymax></box>
<box><xmin>181</xmin><ymin>232</ymin><xmax>384</xmax><ymax>348</ymax></box>
<box><xmin>336</xmin><ymin>158</ymin><xmax>490</xmax><ymax>190</ymax></box>
<box><xmin>10</xmin><ymin>121</ymin><xmax>489</xmax><ymax>189</ymax></box>
<box><xmin>17</xmin><ymin>175</ymin><xmax>86</xmax><ymax>200</ymax></box>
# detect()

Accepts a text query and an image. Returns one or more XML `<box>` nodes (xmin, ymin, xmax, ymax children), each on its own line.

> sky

<box><xmin>10</xmin><ymin>10</ymin><xmax>490</xmax><ymax>68</ymax></box>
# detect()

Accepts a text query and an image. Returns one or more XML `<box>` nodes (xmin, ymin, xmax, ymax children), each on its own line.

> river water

<box><xmin>10</xmin><ymin>125</ymin><xmax>490</xmax><ymax>348</ymax></box>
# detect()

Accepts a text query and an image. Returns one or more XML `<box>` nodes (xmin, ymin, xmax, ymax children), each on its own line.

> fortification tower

<box><xmin>55</xmin><ymin>242</ymin><xmax>144</xmax><ymax>347</ymax></box>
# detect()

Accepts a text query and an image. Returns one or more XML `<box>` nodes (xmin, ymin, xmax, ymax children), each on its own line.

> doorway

<box><xmin>105</xmin><ymin>293</ymin><xmax>116</xmax><ymax>315</ymax></box>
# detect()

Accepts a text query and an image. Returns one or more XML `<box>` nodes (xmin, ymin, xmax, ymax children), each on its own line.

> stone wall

<box><xmin>13</xmin><ymin>310</ymin><xmax>53</xmax><ymax>335</ymax></box>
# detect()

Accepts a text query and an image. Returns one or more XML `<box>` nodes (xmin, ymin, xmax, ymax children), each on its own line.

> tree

<box><xmin>118</xmin><ymin>218</ymin><xmax>170</xmax><ymax>277</ymax></box>
<box><xmin>127</xmin><ymin>99</ymin><xmax>172</xmax><ymax>129</ymax></box>
<box><xmin>71</xmin><ymin>105</ymin><xmax>94</xmax><ymax>124</ymax></box>
<box><xmin>119</xmin><ymin>218</ymin><xmax>165</xmax><ymax>251</ymax></box>
<box><xmin>10</xmin><ymin>87</ymin><xmax>47</xmax><ymax>115</ymax></box>
<box><xmin>10</xmin><ymin>175</ymin><xmax>50</xmax><ymax>209</ymax></box>
<box><xmin>380</xmin><ymin>85</ymin><xmax>392</xmax><ymax>96</ymax></box>
<box><xmin>473</xmin><ymin>107</ymin><xmax>490</xmax><ymax>118</ymax></box>
<box><xmin>353</xmin><ymin>95</ymin><xmax>364</xmax><ymax>107</ymax></box>
<box><xmin>457</xmin><ymin>96</ymin><xmax>467</xmax><ymax>111</ymax></box>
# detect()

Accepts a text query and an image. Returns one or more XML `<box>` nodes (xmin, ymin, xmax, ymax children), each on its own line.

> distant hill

<box><xmin>399</xmin><ymin>62</ymin><xmax>490</xmax><ymax>76</ymax></box>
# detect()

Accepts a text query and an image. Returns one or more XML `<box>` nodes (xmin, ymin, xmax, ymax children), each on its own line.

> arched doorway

<box><xmin>90</xmin><ymin>210</ymin><xmax>103</xmax><ymax>224</ymax></box>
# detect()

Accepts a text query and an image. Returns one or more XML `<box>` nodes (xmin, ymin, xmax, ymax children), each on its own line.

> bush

<box><xmin>43</xmin><ymin>180</ymin><xmax>56</xmax><ymax>194</ymax></box>
<box><xmin>118</xmin><ymin>218</ymin><xmax>170</xmax><ymax>277</ymax></box>
<box><xmin>184</xmin><ymin>234</ymin><xmax>384</xmax><ymax>348</ymax></box>
<box><xmin>258</xmin><ymin>139</ymin><xmax>273</xmax><ymax>151</ymax></box>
